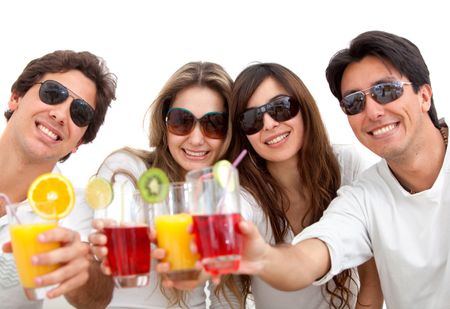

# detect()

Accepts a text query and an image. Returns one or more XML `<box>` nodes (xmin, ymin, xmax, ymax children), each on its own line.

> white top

<box><xmin>218</xmin><ymin>144</ymin><xmax>368</xmax><ymax>309</ymax></box>
<box><xmin>294</xmin><ymin>143</ymin><xmax>450</xmax><ymax>309</ymax></box>
<box><xmin>96</xmin><ymin>150</ymin><xmax>207</xmax><ymax>309</ymax></box>
<box><xmin>0</xmin><ymin>166</ymin><xmax>93</xmax><ymax>309</ymax></box>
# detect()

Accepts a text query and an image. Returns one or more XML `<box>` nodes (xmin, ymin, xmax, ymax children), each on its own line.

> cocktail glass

<box><xmin>185</xmin><ymin>166</ymin><xmax>242</xmax><ymax>275</ymax></box>
<box><xmin>95</xmin><ymin>173</ymin><xmax>151</xmax><ymax>288</ymax></box>
<box><xmin>153</xmin><ymin>182</ymin><xmax>200</xmax><ymax>281</ymax></box>
<box><xmin>6</xmin><ymin>201</ymin><xmax>60</xmax><ymax>300</ymax></box>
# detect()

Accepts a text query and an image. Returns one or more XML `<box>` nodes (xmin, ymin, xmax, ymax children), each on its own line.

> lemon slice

<box><xmin>213</xmin><ymin>160</ymin><xmax>235</xmax><ymax>191</ymax></box>
<box><xmin>28</xmin><ymin>173</ymin><xmax>75</xmax><ymax>220</ymax></box>
<box><xmin>85</xmin><ymin>176</ymin><xmax>113</xmax><ymax>209</ymax></box>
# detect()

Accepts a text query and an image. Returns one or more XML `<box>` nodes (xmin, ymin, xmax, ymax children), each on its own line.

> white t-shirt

<box><xmin>294</xmin><ymin>143</ymin><xmax>450</xmax><ymax>309</ymax></box>
<box><xmin>96</xmin><ymin>150</ymin><xmax>207</xmax><ymax>309</ymax></box>
<box><xmin>211</xmin><ymin>144</ymin><xmax>368</xmax><ymax>309</ymax></box>
<box><xmin>0</xmin><ymin>166</ymin><xmax>93</xmax><ymax>309</ymax></box>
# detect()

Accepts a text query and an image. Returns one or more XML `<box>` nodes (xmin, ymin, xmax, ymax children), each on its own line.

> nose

<box><xmin>262</xmin><ymin>112</ymin><xmax>279</xmax><ymax>131</ymax></box>
<box><xmin>363</xmin><ymin>95</ymin><xmax>384</xmax><ymax>120</ymax></box>
<box><xmin>187</xmin><ymin>122</ymin><xmax>205</xmax><ymax>145</ymax></box>
<box><xmin>48</xmin><ymin>99</ymin><xmax>71</xmax><ymax>125</ymax></box>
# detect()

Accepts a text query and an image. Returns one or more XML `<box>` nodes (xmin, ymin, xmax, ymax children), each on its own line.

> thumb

<box><xmin>239</xmin><ymin>220</ymin><xmax>256</xmax><ymax>237</ymax></box>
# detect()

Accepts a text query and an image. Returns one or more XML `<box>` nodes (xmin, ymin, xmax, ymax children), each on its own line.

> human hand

<box><xmin>153</xmin><ymin>246</ymin><xmax>206</xmax><ymax>290</ymax></box>
<box><xmin>236</xmin><ymin>220</ymin><xmax>269</xmax><ymax>275</ymax></box>
<box><xmin>88</xmin><ymin>218</ymin><xmax>113</xmax><ymax>275</ymax></box>
<box><xmin>31</xmin><ymin>226</ymin><xmax>90</xmax><ymax>299</ymax></box>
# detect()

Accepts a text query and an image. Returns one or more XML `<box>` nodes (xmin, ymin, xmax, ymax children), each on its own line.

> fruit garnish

<box><xmin>138</xmin><ymin>168</ymin><xmax>169</xmax><ymax>203</ymax></box>
<box><xmin>85</xmin><ymin>176</ymin><xmax>113</xmax><ymax>209</ymax></box>
<box><xmin>28</xmin><ymin>173</ymin><xmax>75</xmax><ymax>220</ymax></box>
<box><xmin>213</xmin><ymin>160</ymin><xmax>235</xmax><ymax>191</ymax></box>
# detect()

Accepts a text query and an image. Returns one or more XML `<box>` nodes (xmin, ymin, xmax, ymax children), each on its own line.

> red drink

<box><xmin>104</xmin><ymin>226</ymin><xmax>151</xmax><ymax>277</ymax></box>
<box><xmin>192</xmin><ymin>213</ymin><xmax>242</xmax><ymax>275</ymax></box>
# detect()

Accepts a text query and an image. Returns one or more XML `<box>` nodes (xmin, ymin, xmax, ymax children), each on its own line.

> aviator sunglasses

<box><xmin>37</xmin><ymin>80</ymin><xmax>95</xmax><ymax>127</ymax></box>
<box><xmin>239</xmin><ymin>95</ymin><xmax>300</xmax><ymax>135</ymax></box>
<box><xmin>340</xmin><ymin>81</ymin><xmax>412</xmax><ymax>116</ymax></box>
<box><xmin>165</xmin><ymin>107</ymin><xmax>228</xmax><ymax>139</ymax></box>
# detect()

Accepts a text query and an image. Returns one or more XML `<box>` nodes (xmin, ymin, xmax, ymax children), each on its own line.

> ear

<box><xmin>8</xmin><ymin>92</ymin><xmax>20</xmax><ymax>111</ymax></box>
<box><xmin>419</xmin><ymin>84</ymin><xmax>432</xmax><ymax>113</ymax></box>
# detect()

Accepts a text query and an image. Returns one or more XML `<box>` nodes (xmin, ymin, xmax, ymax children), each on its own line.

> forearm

<box><xmin>259</xmin><ymin>238</ymin><xmax>330</xmax><ymax>291</ymax></box>
<box><xmin>356</xmin><ymin>258</ymin><xmax>384</xmax><ymax>309</ymax></box>
<box><xmin>65</xmin><ymin>258</ymin><xmax>114</xmax><ymax>309</ymax></box>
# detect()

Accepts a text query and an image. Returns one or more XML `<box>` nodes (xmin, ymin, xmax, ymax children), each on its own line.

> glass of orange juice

<box><xmin>153</xmin><ymin>182</ymin><xmax>200</xmax><ymax>281</ymax></box>
<box><xmin>6</xmin><ymin>201</ymin><xmax>61</xmax><ymax>300</ymax></box>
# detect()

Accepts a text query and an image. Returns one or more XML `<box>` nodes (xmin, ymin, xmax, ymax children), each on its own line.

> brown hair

<box><xmin>7</xmin><ymin>50</ymin><xmax>117</xmax><ymax>161</ymax></box>
<box><xmin>226</xmin><ymin>63</ymin><xmax>354</xmax><ymax>308</ymax></box>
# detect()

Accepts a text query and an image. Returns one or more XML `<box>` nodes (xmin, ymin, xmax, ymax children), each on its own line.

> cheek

<box><xmin>207</xmin><ymin>139</ymin><xmax>225</xmax><ymax>156</ymax></box>
<box><xmin>246</xmin><ymin>134</ymin><xmax>261</xmax><ymax>151</ymax></box>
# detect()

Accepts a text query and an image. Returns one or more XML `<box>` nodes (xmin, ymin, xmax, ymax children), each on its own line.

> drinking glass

<box><xmin>185</xmin><ymin>166</ymin><xmax>242</xmax><ymax>275</ymax></box>
<box><xmin>7</xmin><ymin>201</ymin><xmax>60</xmax><ymax>300</ymax></box>
<box><xmin>95</xmin><ymin>176</ymin><xmax>151</xmax><ymax>288</ymax></box>
<box><xmin>153</xmin><ymin>182</ymin><xmax>200</xmax><ymax>281</ymax></box>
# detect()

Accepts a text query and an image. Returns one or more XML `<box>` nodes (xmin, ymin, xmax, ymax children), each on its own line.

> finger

<box><xmin>35</xmin><ymin>255</ymin><xmax>89</xmax><ymax>288</ymax></box>
<box><xmin>155</xmin><ymin>262</ymin><xmax>171</xmax><ymax>274</ymax></box>
<box><xmin>149</xmin><ymin>227</ymin><xmax>157</xmax><ymax>242</ymax></box>
<box><xmin>2</xmin><ymin>242</ymin><xmax>12</xmax><ymax>253</ymax></box>
<box><xmin>151</xmin><ymin>248</ymin><xmax>166</xmax><ymax>260</ymax></box>
<box><xmin>46</xmin><ymin>269</ymin><xmax>89</xmax><ymax>299</ymax></box>
<box><xmin>88</xmin><ymin>232</ymin><xmax>107</xmax><ymax>246</ymax></box>
<box><xmin>100</xmin><ymin>262</ymin><xmax>112</xmax><ymax>276</ymax></box>
<box><xmin>38</xmin><ymin>227</ymin><xmax>79</xmax><ymax>244</ymax></box>
<box><xmin>33</xmin><ymin>240</ymin><xmax>89</xmax><ymax>266</ymax></box>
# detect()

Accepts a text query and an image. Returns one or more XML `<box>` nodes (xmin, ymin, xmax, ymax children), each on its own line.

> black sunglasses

<box><xmin>165</xmin><ymin>107</ymin><xmax>227</xmax><ymax>139</ymax></box>
<box><xmin>239</xmin><ymin>95</ymin><xmax>300</xmax><ymax>135</ymax></box>
<box><xmin>340</xmin><ymin>81</ymin><xmax>412</xmax><ymax>116</ymax></box>
<box><xmin>37</xmin><ymin>80</ymin><xmax>95</xmax><ymax>127</ymax></box>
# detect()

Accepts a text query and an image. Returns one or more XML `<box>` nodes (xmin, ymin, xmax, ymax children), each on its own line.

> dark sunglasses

<box><xmin>340</xmin><ymin>81</ymin><xmax>412</xmax><ymax>116</ymax></box>
<box><xmin>37</xmin><ymin>80</ymin><xmax>95</xmax><ymax>127</ymax></box>
<box><xmin>165</xmin><ymin>107</ymin><xmax>228</xmax><ymax>139</ymax></box>
<box><xmin>239</xmin><ymin>95</ymin><xmax>300</xmax><ymax>135</ymax></box>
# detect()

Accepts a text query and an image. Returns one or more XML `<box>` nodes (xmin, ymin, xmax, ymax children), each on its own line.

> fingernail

<box><xmin>31</xmin><ymin>256</ymin><xmax>39</xmax><ymax>265</ymax></box>
<box><xmin>35</xmin><ymin>277</ymin><xmax>42</xmax><ymax>286</ymax></box>
<box><xmin>38</xmin><ymin>234</ymin><xmax>46</xmax><ymax>242</ymax></box>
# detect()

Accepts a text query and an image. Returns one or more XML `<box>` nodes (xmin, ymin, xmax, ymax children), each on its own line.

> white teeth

<box><xmin>372</xmin><ymin>124</ymin><xmax>396</xmax><ymax>136</ymax></box>
<box><xmin>266</xmin><ymin>133</ymin><xmax>289</xmax><ymax>145</ymax></box>
<box><xmin>38</xmin><ymin>124</ymin><xmax>58</xmax><ymax>140</ymax></box>
<box><xmin>185</xmin><ymin>149</ymin><xmax>207</xmax><ymax>157</ymax></box>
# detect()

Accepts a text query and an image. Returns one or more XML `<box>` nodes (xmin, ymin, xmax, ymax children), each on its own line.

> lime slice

<box><xmin>28</xmin><ymin>173</ymin><xmax>75</xmax><ymax>220</ymax></box>
<box><xmin>138</xmin><ymin>168</ymin><xmax>169</xmax><ymax>203</ymax></box>
<box><xmin>213</xmin><ymin>160</ymin><xmax>235</xmax><ymax>191</ymax></box>
<box><xmin>85</xmin><ymin>176</ymin><xmax>113</xmax><ymax>209</ymax></box>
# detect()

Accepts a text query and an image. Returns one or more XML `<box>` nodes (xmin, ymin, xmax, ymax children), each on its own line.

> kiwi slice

<box><xmin>138</xmin><ymin>167</ymin><xmax>169</xmax><ymax>203</ymax></box>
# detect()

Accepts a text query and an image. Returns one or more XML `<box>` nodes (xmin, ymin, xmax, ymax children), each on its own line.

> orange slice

<box><xmin>28</xmin><ymin>173</ymin><xmax>75</xmax><ymax>220</ymax></box>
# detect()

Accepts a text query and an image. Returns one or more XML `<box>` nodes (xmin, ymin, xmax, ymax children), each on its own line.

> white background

<box><xmin>0</xmin><ymin>1</ymin><xmax>448</xmax><ymax>307</ymax></box>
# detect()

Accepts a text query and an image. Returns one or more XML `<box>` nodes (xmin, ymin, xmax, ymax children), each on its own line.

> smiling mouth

<box><xmin>266</xmin><ymin>132</ymin><xmax>289</xmax><ymax>145</ymax></box>
<box><xmin>370</xmin><ymin>123</ymin><xmax>398</xmax><ymax>136</ymax></box>
<box><xmin>37</xmin><ymin>123</ymin><xmax>61</xmax><ymax>141</ymax></box>
<box><xmin>183</xmin><ymin>149</ymin><xmax>209</xmax><ymax>157</ymax></box>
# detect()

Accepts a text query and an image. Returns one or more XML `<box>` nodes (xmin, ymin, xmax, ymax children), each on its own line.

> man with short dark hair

<box><xmin>0</xmin><ymin>50</ymin><xmax>117</xmax><ymax>308</ymax></box>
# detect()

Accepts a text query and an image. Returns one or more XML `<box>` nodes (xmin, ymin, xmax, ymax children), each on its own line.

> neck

<box><xmin>267</xmin><ymin>156</ymin><xmax>301</xmax><ymax>190</ymax></box>
<box><xmin>0</xmin><ymin>139</ymin><xmax>56</xmax><ymax>205</ymax></box>
<box><xmin>389</xmin><ymin>125</ymin><xmax>447</xmax><ymax>194</ymax></box>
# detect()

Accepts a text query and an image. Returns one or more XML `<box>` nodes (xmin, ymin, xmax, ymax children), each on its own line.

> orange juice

<box><xmin>155</xmin><ymin>213</ymin><xmax>200</xmax><ymax>280</ymax></box>
<box><xmin>10</xmin><ymin>222</ymin><xmax>60</xmax><ymax>288</ymax></box>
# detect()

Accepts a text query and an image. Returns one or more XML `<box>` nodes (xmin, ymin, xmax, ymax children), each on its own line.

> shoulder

<box><xmin>97</xmin><ymin>149</ymin><xmax>148</xmax><ymax>180</ymax></box>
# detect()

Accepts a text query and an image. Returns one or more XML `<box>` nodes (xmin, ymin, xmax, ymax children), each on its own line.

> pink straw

<box><xmin>232</xmin><ymin>149</ymin><xmax>247</xmax><ymax>167</ymax></box>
